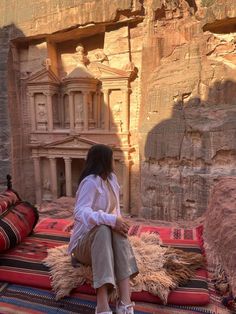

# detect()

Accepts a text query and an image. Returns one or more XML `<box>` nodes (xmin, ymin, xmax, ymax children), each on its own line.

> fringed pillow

<box><xmin>0</xmin><ymin>201</ymin><xmax>39</xmax><ymax>252</ymax></box>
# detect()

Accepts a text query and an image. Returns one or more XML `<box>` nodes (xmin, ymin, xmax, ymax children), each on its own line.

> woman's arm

<box><xmin>74</xmin><ymin>179</ymin><xmax>117</xmax><ymax>228</ymax></box>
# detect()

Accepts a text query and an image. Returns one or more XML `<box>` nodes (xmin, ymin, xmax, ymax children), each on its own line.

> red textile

<box><xmin>0</xmin><ymin>225</ymin><xmax>209</xmax><ymax>306</ymax></box>
<box><xmin>35</xmin><ymin>218</ymin><xmax>74</xmax><ymax>232</ymax></box>
<box><xmin>0</xmin><ymin>190</ymin><xmax>19</xmax><ymax>214</ymax></box>
<box><xmin>0</xmin><ymin>201</ymin><xmax>39</xmax><ymax>252</ymax></box>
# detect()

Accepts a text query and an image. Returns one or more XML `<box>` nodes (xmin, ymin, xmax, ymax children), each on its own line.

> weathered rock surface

<box><xmin>203</xmin><ymin>177</ymin><xmax>236</xmax><ymax>296</ymax></box>
<box><xmin>139</xmin><ymin>0</ymin><xmax>236</xmax><ymax>220</ymax></box>
<box><xmin>0</xmin><ymin>0</ymin><xmax>142</xmax><ymax>35</ymax></box>
<box><xmin>0</xmin><ymin>0</ymin><xmax>236</xmax><ymax>220</ymax></box>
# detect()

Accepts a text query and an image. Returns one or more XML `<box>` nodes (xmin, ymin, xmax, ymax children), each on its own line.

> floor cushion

<box><xmin>35</xmin><ymin>218</ymin><xmax>74</xmax><ymax>233</ymax></box>
<box><xmin>0</xmin><ymin>190</ymin><xmax>20</xmax><ymax>215</ymax></box>
<box><xmin>0</xmin><ymin>224</ymin><xmax>209</xmax><ymax>306</ymax></box>
<box><xmin>0</xmin><ymin>201</ymin><xmax>39</xmax><ymax>252</ymax></box>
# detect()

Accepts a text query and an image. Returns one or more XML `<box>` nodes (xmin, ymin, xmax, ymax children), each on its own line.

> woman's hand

<box><xmin>114</xmin><ymin>216</ymin><xmax>130</xmax><ymax>237</ymax></box>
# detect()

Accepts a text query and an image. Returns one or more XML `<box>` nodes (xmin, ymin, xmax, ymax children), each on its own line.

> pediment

<box><xmin>66</xmin><ymin>65</ymin><xmax>95</xmax><ymax>79</ymax></box>
<box><xmin>27</xmin><ymin>68</ymin><xmax>60</xmax><ymax>85</ymax></box>
<box><xmin>43</xmin><ymin>136</ymin><xmax>100</xmax><ymax>149</ymax></box>
<box><xmin>90</xmin><ymin>63</ymin><xmax>130</xmax><ymax>80</ymax></box>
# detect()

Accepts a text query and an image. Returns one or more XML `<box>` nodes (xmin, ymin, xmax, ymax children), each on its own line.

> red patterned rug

<box><xmin>0</xmin><ymin>216</ymin><xmax>232</xmax><ymax>313</ymax></box>
<box><xmin>0</xmin><ymin>224</ymin><xmax>209</xmax><ymax>306</ymax></box>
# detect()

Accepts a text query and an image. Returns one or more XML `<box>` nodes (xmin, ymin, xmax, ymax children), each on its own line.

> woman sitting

<box><xmin>68</xmin><ymin>144</ymin><xmax>139</xmax><ymax>314</ymax></box>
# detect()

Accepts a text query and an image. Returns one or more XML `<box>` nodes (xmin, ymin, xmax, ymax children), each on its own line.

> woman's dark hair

<box><xmin>78</xmin><ymin>144</ymin><xmax>113</xmax><ymax>184</ymax></box>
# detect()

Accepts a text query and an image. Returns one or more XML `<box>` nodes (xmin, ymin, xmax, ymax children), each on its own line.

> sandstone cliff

<box><xmin>0</xmin><ymin>0</ymin><xmax>236</xmax><ymax>220</ymax></box>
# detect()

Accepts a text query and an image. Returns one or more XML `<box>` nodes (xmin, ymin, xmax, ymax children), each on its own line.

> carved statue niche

<box><xmin>52</xmin><ymin>94</ymin><xmax>60</xmax><ymax>129</ymax></box>
<box><xmin>88</xmin><ymin>92</ymin><xmax>96</xmax><ymax>129</ymax></box>
<box><xmin>74</xmin><ymin>92</ymin><xmax>84</xmax><ymax>130</ymax></box>
<box><xmin>63</xmin><ymin>94</ymin><xmax>70</xmax><ymax>128</ymax></box>
<box><xmin>35</xmin><ymin>93</ymin><xmax>47</xmax><ymax>130</ymax></box>
<box><xmin>110</xmin><ymin>90</ymin><xmax>123</xmax><ymax>132</ymax></box>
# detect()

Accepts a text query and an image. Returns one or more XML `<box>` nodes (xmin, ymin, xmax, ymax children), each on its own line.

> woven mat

<box><xmin>0</xmin><ymin>283</ymin><xmax>224</xmax><ymax>314</ymax></box>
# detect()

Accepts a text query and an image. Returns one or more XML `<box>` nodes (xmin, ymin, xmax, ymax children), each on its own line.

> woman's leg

<box><xmin>117</xmin><ymin>277</ymin><xmax>131</xmax><ymax>304</ymax></box>
<box><xmin>112</xmin><ymin>231</ymin><xmax>139</xmax><ymax>304</ymax></box>
<box><xmin>91</xmin><ymin>225</ymin><xmax>115</xmax><ymax>313</ymax></box>
<box><xmin>96</xmin><ymin>284</ymin><xmax>110</xmax><ymax>313</ymax></box>
<box><xmin>73</xmin><ymin>225</ymin><xmax>115</xmax><ymax>313</ymax></box>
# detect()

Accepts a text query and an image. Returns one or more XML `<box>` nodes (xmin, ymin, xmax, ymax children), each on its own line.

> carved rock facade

<box><xmin>25</xmin><ymin>43</ymin><xmax>136</xmax><ymax>211</ymax></box>
<box><xmin>1</xmin><ymin>0</ymin><xmax>236</xmax><ymax>219</ymax></box>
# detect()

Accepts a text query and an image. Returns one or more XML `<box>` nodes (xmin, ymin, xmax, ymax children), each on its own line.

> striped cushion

<box><xmin>0</xmin><ymin>201</ymin><xmax>39</xmax><ymax>252</ymax></box>
<box><xmin>0</xmin><ymin>190</ymin><xmax>19</xmax><ymax>215</ymax></box>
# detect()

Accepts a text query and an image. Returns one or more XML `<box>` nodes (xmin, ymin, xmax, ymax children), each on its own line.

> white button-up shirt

<box><xmin>68</xmin><ymin>173</ymin><xmax>121</xmax><ymax>254</ymax></box>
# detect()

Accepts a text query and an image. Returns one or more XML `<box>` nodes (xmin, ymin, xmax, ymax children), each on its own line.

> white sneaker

<box><xmin>116</xmin><ymin>301</ymin><xmax>135</xmax><ymax>314</ymax></box>
<box><xmin>95</xmin><ymin>307</ymin><xmax>113</xmax><ymax>314</ymax></box>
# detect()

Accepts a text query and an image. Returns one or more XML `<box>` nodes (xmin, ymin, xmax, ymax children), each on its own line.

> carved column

<box><xmin>64</xmin><ymin>157</ymin><xmax>72</xmax><ymax>197</ymax></box>
<box><xmin>122</xmin><ymin>156</ymin><xmax>130</xmax><ymax>213</ymax></box>
<box><xmin>69</xmin><ymin>92</ymin><xmax>75</xmax><ymax>131</ymax></box>
<box><xmin>123</xmin><ymin>88</ymin><xmax>130</xmax><ymax>133</ymax></box>
<box><xmin>28</xmin><ymin>92</ymin><xmax>36</xmax><ymax>131</ymax></box>
<box><xmin>88</xmin><ymin>92</ymin><xmax>95</xmax><ymax>128</ymax></box>
<box><xmin>103</xmin><ymin>89</ymin><xmax>110</xmax><ymax>131</ymax></box>
<box><xmin>46</xmin><ymin>92</ymin><xmax>53</xmax><ymax>131</ymax></box>
<box><xmin>83</xmin><ymin>92</ymin><xmax>88</xmax><ymax>131</ymax></box>
<box><xmin>49</xmin><ymin>157</ymin><xmax>58</xmax><ymax>199</ymax></box>
<box><xmin>97</xmin><ymin>91</ymin><xmax>101</xmax><ymax>128</ymax></box>
<box><xmin>59</xmin><ymin>92</ymin><xmax>64</xmax><ymax>128</ymax></box>
<box><xmin>32</xmin><ymin>156</ymin><xmax>42</xmax><ymax>204</ymax></box>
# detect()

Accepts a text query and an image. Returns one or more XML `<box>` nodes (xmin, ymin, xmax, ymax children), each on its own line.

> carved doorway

<box><xmin>72</xmin><ymin>158</ymin><xmax>85</xmax><ymax>195</ymax></box>
<box><xmin>57</xmin><ymin>158</ymin><xmax>66</xmax><ymax>197</ymax></box>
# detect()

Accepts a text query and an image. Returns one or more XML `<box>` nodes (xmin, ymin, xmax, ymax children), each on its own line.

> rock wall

<box><xmin>203</xmin><ymin>177</ymin><xmax>236</xmax><ymax>297</ymax></box>
<box><xmin>0</xmin><ymin>0</ymin><xmax>141</xmax><ymax>35</ymax></box>
<box><xmin>1</xmin><ymin>0</ymin><xmax>236</xmax><ymax>219</ymax></box>
<box><xmin>139</xmin><ymin>0</ymin><xmax>236</xmax><ymax>220</ymax></box>
<box><xmin>0</xmin><ymin>27</ymin><xmax>11</xmax><ymax>190</ymax></box>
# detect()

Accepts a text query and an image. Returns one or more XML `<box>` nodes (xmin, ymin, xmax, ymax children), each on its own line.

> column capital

<box><xmin>120</xmin><ymin>159</ymin><xmax>129</xmax><ymax>165</ymax></box>
<box><xmin>48</xmin><ymin>156</ymin><xmax>56</xmax><ymax>160</ymax></box>
<box><xmin>27</xmin><ymin>92</ymin><xmax>34</xmax><ymax>97</ymax></box>
<box><xmin>101</xmin><ymin>89</ymin><xmax>110</xmax><ymax>95</ymax></box>
<box><xmin>44</xmin><ymin>91</ymin><xmax>53</xmax><ymax>97</ymax></box>
<box><xmin>63</xmin><ymin>156</ymin><xmax>72</xmax><ymax>162</ymax></box>
<box><xmin>120</xmin><ymin>155</ymin><xmax>131</xmax><ymax>164</ymax></box>
<box><xmin>122</xmin><ymin>87</ymin><xmax>131</xmax><ymax>94</ymax></box>
<box><xmin>32</xmin><ymin>155</ymin><xmax>40</xmax><ymax>160</ymax></box>
<box><xmin>82</xmin><ymin>90</ymin><xmax>90</xmax><ymax>95</ymax></box>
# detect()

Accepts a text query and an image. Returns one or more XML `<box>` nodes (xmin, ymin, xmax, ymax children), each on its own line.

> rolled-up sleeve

<box><xmin>74</xmin><ymin>179</ymin><xmax>117</xmax><ymax>228</ymax></box>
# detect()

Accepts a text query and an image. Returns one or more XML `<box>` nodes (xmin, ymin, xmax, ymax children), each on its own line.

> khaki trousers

<box><xmin>72</xmin><ymin>225</ymin><xmax>139</xmax><ymax>289</ymax></box>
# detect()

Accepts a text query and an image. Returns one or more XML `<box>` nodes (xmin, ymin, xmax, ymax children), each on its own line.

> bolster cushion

<box><xmin>0</xmin><ymin>201</ymin><xmax>39</xmax><ymax>252</ymax></box>
<box><xmin>0</xmin><ymin>190</ymin><xmax>20</xmax><ymax>215</ymax></box>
